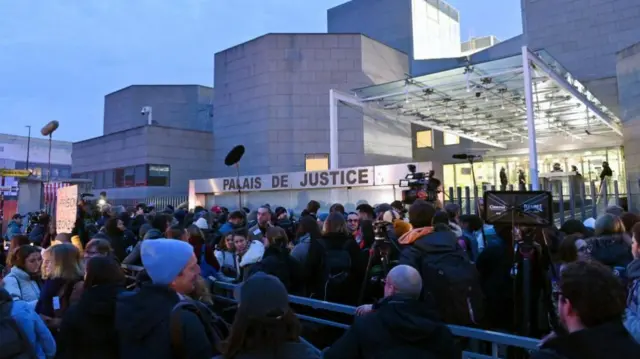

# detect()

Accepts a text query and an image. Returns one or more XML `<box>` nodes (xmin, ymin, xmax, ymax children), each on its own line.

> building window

<box><xmin>124</xmin><ymin>167</ymin><xmax>135</xmax><ymax>187</ymax></box>
<box><xmin>305</xmin><ymin>153</ymin><xmax>329</xmax><ymax>172</ymax></box>
<box><xmin>135</xmin><ymin>165</ymin><xmax>146</xmax><ymax>186</ymax></box>
<box><xmin>147</xmin><ymin>165</ymin><xmax>170</xmax><ymax>187</ymax></box>
<box><xmin>416</xmin><ymin>130</ymin><xmax>433</xmax><ymax>148</ymax></box>
<box><xmin>114</xmin><ymin>168</ymin><xmax>124</xmax><ymax>188</ymax></box>
<box><xmin>104</xmin><ymin>170</ymin><xmax>114</xmax><ymax>188</ymax></box>
<box><xmin>444</xmin><ymin>132</ymin><xmax>460</xmax><ymax>145</ymax></box>
<box><xmin>94</xmin><ymin>171</ymin><xmax>104</xmax><ymax>189</ymax></box>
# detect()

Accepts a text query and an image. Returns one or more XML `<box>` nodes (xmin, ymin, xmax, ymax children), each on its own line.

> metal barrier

<box><xmin>211</xmin><ymin>281</ymin><xmax>540</xmax><ymax>358</ymax></box>
<box><xmin>446</xmin><ymin>179</ymin><xmax>634</xmax><ymax>225</ymax></box>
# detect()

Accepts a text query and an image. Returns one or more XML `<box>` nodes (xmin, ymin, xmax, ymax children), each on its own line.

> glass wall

<box><xmin>443</xmin><ymin>147</ymin><xmax>625</xmax><ymax>193</ymax></box>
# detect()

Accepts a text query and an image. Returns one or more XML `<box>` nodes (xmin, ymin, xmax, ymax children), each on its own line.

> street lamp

<box><xmin>25</xmin><ymin>125</ymin><xmax>31</xmax><ymax>171</ymax></box>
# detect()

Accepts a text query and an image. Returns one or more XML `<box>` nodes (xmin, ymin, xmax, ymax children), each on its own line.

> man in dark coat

<box><xmin>323</xmin><ymin>265</ymin><xmax>458</xmax><ymax>358</ymax></box>
<box><xmin>532</xmin><ymin>261</ymin><xmax>640</xmax><ymax>359</ymax></box>
<box><xmin>115</xmin><ymin>239</ymin><xmax>218</xmax><ymax>359</ymax></box>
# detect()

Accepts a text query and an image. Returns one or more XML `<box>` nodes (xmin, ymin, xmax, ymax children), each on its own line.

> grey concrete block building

<box><xmin>72</xmin><ymin>85</ymin><xmax>214</xmax><ymax>202</ymax></box>
<box><xmin>104</xmin><ymin>85</ymin><xmax>213</xmax><ymax>135</ymax></box>
<box><xmin>212</xmin><ymin>33</ymin><xmax>409</xmax><ymax>177</ymax></box>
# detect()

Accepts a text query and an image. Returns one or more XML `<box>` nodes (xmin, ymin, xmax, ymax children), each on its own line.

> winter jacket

<box><xmin>398</xmin><ymin>228</ymin><xmax>460</xmax><ymax>272</ymax></box>
<box><xmin>213</xmin><ymin>341</ymin><xmax>319</xmax><ymax>359</ymax></box>
<box><xmin>584</xmin><ymin>233</ymin><xmax>633</xmax><ymax>270</ymax></box>
<box><xmin>235</xmin><ymin>240</ymin><xmax>265</xmax><ymax>282</ymax></box>
<box><xmin>308</xmin><ymin>233</ymin><xmax>362</xmax><ymax>304</ymax></box>
<box><xmin>531</xmin><ymin>321</ymin><xmax>640</xmax><ymax>359</ymax></box>
<box><xmin>56</xmin><ymin>284</ymin><xmax>124</xmax><ymax>359</ymax></box>
<box><xmin>214</xmin><ymin>249</ymin><xmax>237</xmax><ymax>279</ymax></box>
<box><xmin>115</xmin><ymin>284</ymin><xmax>217</xmax><ymax>359</ymax></box>
<box><xmin>28</xmin><ymin>224</ymin><xmax>47</xmax><ymax>246</ymax></box>
<box><xmin>248</xmin><ymin>246</ymin><xmax>304</xmax><ymax>293</ymax></box>
<box><xmin>2</xmin><ymin>297</ymin><xmax>56</xmax><ymax>359</ymax></box>
<box><xmin>624</xmin><ymin>258</ymin><xmax>640</xmax><ymax>343</ymax></box>
<box><xmin>4</xmin><ymin>220</ymin><xmax>22</xmax><ymax>240</ymax></box>
<box><xmin>122</xmin><ymin>228</ymin><xmax>164</xmax><ymax>265</ymax></box>
<box><xmin>290</xmin><ymin>233</ymin><xmax>311</xmax><ymax>265</ymax></box>
<box><xmin>323</xmin><ymin>295</ymin><xmax>458</xmax><ymax>359</ymax></box>
<box><xmin>2</xmin><ymin>266</ymin><xmax>42</xmax><ymax>308</ymax></box>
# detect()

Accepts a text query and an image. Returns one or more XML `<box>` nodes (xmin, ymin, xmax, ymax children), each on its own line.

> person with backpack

<box><xmin>308</xmin><ymin>212</ymin><xmax>362</xmax><ymax>304</ymax></box>
<box><xmin>323</xmin><ymin>265</ymin><xmax>458</xmax><ymax>359</ymax></box>
<box><xmin>0</xmin><ymin>287</ymin><xmax>56</xmax><ymax>359</ymax></box>
<box><xmin>399</xmin><ymin>200</ymin><xmax>484</xmax><ymax>327</ymax></box>
<box><xmin>36</xmin><ymin>243</ymin><xmax>84</xmax><ymax>333</ymax></box>
<box><xmin>115</xmin><ymin>239</ymin><xmax>221</xmax><ymax>359</ymax></box>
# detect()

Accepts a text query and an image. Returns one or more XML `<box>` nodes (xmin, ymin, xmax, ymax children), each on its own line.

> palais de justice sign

<box><xmin>215</xmin><ymin>167</ymin><xmax>374</xmax><ymax>193</ymax></box>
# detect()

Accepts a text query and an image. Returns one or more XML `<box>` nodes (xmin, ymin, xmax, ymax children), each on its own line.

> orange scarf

<box><xmin>398</xmin><ymin>227</ymin><xmax>434</xmax><ymax>245</ymax></box>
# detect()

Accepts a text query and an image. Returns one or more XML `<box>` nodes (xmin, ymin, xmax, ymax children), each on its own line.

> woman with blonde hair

<box><xmin>36</xmin><ymin>243</ymin><xmax>84</xmax><ymax>332</ymax></box>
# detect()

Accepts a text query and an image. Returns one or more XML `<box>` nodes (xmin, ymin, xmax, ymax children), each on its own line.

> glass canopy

<box><xmin>350</xmin><ymin>51</ymin><xmax>623</xmax><ymax>149</ymax></box>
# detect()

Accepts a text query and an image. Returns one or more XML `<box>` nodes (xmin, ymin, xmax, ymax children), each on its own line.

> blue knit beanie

<box><xmin>141</xmin><ymin>239</ymin><xmax>194</xmax><ymax>285</ymax></box>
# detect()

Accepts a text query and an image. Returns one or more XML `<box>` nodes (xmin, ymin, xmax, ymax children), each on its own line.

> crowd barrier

<box><xmin>211</xmin><ymin>281</ymin><xmax>540</xmax><ymax>359</ymax></box>
<box><xmin>445</xmin><ymin>179</ymin><xmax>634</xmax><ymax>225</ymax></box>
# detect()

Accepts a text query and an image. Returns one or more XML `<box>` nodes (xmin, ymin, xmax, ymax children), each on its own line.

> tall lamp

<box><xmin>41</xmin><ymin>121</ymin><xmax>59</xmax><ymax>182</ymax></box>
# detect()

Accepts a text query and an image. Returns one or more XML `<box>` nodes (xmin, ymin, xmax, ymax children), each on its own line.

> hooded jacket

<box><xmin>624</xmin><ymin>258</ymin><xmax>640</xmax><ymax>343</ymax></box>
<box><xmin>2</xmin><ymin>297</ymin><xmax>56</xmax><ymax>359</ymax></box>
<box><xmin>56</xmin><ymin>284</ymin><xmax>124</xmax><ymax>359</ymax></box>
<box><xmin>4</xmin><ymin>219</ymin><xmax>22</xmax><ymax>240</ymax></box>
<box><xmin>115</xmin><ymin>284</ymin><xmax>216</xmax><ymax>359</ymax></box>
<box><xmin>531</xmin><ymin>321</ymin><xmax>640</xmax><ymax>359</ymax></box>
<box><xmin>584</xmin><ymin>233</ymin><xmax>633</xmax><ymax>269</ymax></box>
<box><xmin>2</xmin><ymin>266</ymin><xmax>41</xmax><ymax>309</ymax></box>
<box><xmin>323</xmin><ymin>295</ymin><xmax>458</xmax><ymax>359</ymax></box>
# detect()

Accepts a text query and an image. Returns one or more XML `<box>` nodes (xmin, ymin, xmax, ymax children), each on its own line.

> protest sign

<box><xmin>56</xmin><ymin>185</ymin><xmax>78</xmax><ymax>234</ymax></box>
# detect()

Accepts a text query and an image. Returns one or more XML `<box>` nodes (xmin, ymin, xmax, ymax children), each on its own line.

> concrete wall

<box><xmin>212</xmin><ymin>33</ymin><xmax>408</xmax><ymax>178</ymax></box>
<box><xmin>328</xmin><ymin>0</ymin><xmax>414</xmax><ymax>57</ymax></box>
<box><xmin>617</xmin><ymin>42</ymin><xmax>640</xmax><ymax>211</ymax></box>
<box><xmin>103</xmin><ymin>85</ymin><xmax>213</xmax><ymax>135</ymax></box>
<box><xmin>522</xmin><ymin>0</ymin><xmax>640</xmax><ymax>115</ymax></box>
<box><xmin>72</xmin><ymin>125</ymin><xmax>213</xmax><ymax>199</ymax></box>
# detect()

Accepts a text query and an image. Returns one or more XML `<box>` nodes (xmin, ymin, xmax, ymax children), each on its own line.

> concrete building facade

<box><xmin>104</xmin><ymin>85</ymin><xmax>213</xmax><ymax>135</ymax></box>
<box><xmin>73</xmin><ymin>85</ymin><xmax>214</xmax><ymax>201</ymax></box>
<box><xmin>328</xmin><ymin>0</ymin><xmax>461</xmax><ymax>62</ymax></box>
<box><xmin>72</xmin><ymin>125</ymin><xmax>213</xmax><ymax>200</ymax></box>
<box><xmin>461</xmin><ymin>36</ymin><xmax>501</xmax><ymax>56</ymax></box>
<box><xmin>212</xmin><ymin>33</ymin><xmax>409</xmax><ymax>178</ymax></box>
<box><xmin>522</xmin><ymin>0</ymin><xmax>640</xmax><ymax>116</ymax></box>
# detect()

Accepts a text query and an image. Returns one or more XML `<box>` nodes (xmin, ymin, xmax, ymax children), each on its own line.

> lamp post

<box><xmin>40</xmin><ymin>121</ymin><xmax>59</xmax><ymax>182</ymax></box>
<box><xmin>25</xmin><ymin>125</ymin><xmax>31</xmax><ymax>171</ymax></box>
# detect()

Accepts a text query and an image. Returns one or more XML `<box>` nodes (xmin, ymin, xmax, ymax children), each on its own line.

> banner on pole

<box><xmin>56</xmin><ymin>185</ymin><xmax>78</xmax><ymax>234</ymax></box>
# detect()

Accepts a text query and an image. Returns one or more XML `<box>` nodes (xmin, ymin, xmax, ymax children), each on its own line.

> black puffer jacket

<box><xmin>584</xmin><ymin>233</ymin><xmax>633</xmax><ymax>270</ymax></box>
<box><xmin>531</xmin><ymin>321</ymin><xmax>640</xmax><ymax>359</ymax></box>
<box><xmin>248</xmin><ymin>246</ymin><xmax>304</xmax><ymax>293</ymax></box>
<box><xmin>323</xmin><ymin>295</ymin><xmax>458</xmax><ymax>359</ymax></box>
<box><xmin>115</xmin><ymin>284</ymin><xmax>218</xmax><ymax>359</ymax></box>
<box><xmin>56</xmin><ymin>284</ymin><xmax>124</xmax><ymax>359</ymax></box>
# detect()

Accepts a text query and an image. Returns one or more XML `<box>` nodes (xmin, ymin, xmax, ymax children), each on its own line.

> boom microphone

<box><xmin>41</xmin><ymin>121</ymin><xmax>59</xmax><ymax>136</ymax></box>
<box><xmin>452</xmin><ymin>153</ymin><xmax>482</xmax><ymax>160</ymax></box>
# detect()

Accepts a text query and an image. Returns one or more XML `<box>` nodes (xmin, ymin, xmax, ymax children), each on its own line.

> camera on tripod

<box><xmin>399</xmin><ymin>164</ymin><xmax>437</xmax><ymax>205</ymax></box>
<box><xmin>372</xmin><ymin>220</ymin><xmax>392</xmax><ymax>242</ymax></box>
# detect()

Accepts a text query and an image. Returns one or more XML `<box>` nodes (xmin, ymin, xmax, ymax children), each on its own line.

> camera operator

<box><xmin>323</xmin><ymin>265</ymin><xmax>458</xmax><ymax>359</ymax></box>
<box><xmin>425</xmin><ymin>170</ymin><xmax>443</xmax><ymax>209</ymax></box>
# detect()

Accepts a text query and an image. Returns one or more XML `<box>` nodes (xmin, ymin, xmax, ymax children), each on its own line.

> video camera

<box><xmin>399</xmin><ymin>164</ymin><xmax>438</xmax><ymax>205</ymax></box>
<box><xmin>372</xmin><ymin>220</ymin><xmax>392</xmax><ymax>242</ymax></box>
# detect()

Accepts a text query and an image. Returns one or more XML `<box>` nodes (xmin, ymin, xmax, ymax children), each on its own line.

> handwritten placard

<box><xmin>56</xmin><ymin>185</ymin><xmax>78</xmax><ymax>234</ymax></box>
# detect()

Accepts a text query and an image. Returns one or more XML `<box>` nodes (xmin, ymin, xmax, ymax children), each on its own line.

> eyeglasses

<box><xmin>347</xmin><ymin>219</ymin><xmax>359</xmax><ymax>223</ymax></box>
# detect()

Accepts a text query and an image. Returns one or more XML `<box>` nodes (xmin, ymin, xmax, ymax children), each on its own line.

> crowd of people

<box><xmin>1</xmin><ymin>198</ymin><xmax>640</xmax><ymax>358</ymax></box>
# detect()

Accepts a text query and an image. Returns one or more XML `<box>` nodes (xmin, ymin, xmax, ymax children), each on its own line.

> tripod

<box><xmin>357</xmin><ymin>239</ymin><xmax>394</xmax><ymax>305</ymax></box>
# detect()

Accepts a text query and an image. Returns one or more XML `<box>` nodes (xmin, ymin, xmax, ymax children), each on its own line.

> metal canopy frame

<box><xmin>329</xmin><ymin>46</ymin><xmax>623</xmax><ymax>190</ymax></box>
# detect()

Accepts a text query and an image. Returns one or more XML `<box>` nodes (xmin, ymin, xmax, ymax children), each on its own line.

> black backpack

<box><xmin>0</xmin><ymin>302</ymin><xmax>37</xmax><ymax>359</ymax></box>
<box><xmin>318</xmin><ymin>239</ymin><xmax>352</xmax><ymax>301</ymax></box>
<box><xmin>418</xmin><ymin>249</ymin><xmax>484</xmax><ymax>326</ymax></box>
<box><xmin>170</xmin><ymin>300</ymin><xmax>229</xmax><ymax>359</ymax></box>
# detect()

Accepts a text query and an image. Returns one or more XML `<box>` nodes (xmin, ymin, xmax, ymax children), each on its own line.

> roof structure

<box><xmin>345</xmin><ymin>48</ymin><xmax>623</xmax><ymax>150</ymax></box>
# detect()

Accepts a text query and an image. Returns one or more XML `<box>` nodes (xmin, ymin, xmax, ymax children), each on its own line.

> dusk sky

<box><xmin>0</xmin><ymin>0</ymin><xmax>522</xmax><ymax>142</ymax></box>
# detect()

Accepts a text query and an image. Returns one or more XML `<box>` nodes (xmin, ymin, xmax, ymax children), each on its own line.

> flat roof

<box><xmin>351</xmin><ymin>49</ymin><xmax>623</xmax><ymax>149</ymax></box>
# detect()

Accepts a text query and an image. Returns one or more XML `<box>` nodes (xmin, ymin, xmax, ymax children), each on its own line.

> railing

<box><xmin>211</xmin><ymin>281</ymin><xmax>540</xmax><ymax>359</ymax></box>
<box><xmin>445</xmin><ymin>179</ymin><xmax>634</xmax><ymax>225</ymax></box>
